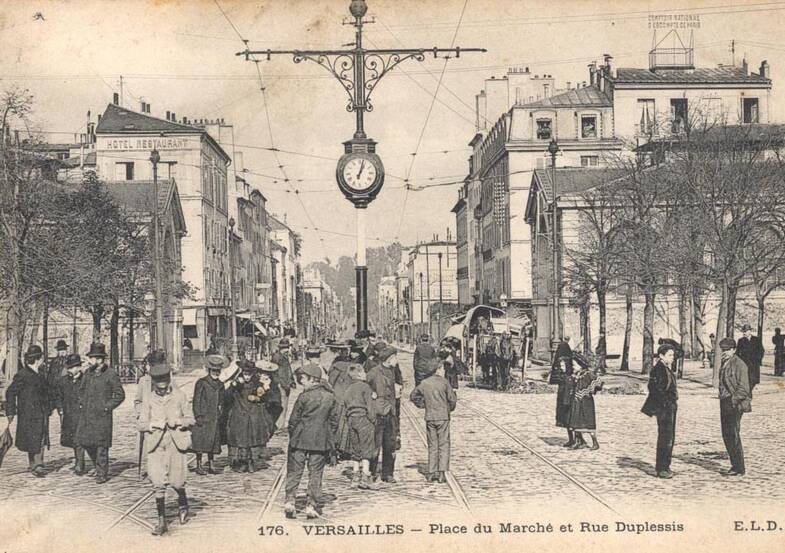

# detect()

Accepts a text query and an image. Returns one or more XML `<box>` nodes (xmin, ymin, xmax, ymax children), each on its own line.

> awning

<box><xmin>207</xmin><ymin>307</ymin><xmax>226</xmax><ymax>317</ymax></box>
<box><xmin>182</xmin><ymin>308</ymin><xmax>197</xmax><ymax>326</ymax></box>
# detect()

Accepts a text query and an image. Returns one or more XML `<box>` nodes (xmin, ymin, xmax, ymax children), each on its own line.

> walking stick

<box><xmin>137</xmin><ymin>431</ymin><xmax>144</xmax><ymax>477</ymax></box>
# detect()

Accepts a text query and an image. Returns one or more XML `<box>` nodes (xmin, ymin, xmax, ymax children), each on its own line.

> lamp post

<box><xmin>437</xmin><ymin>252</ymin><xmax>444</xmax><ymax>341</ymax></box>
<box><xmin>547</xmin><ymin>138</ymin><xmax>561</xmax><ymax>358</ymax></box>
<box><xmin>238</xmin><ymin>1</ymin><xmax>484</xmax><ymax>335</ymax></box>
<box><xmin>418</xmin><ymin>272</ymin><xmax>424</xmax><ymax>337</ymax></box>
<box><xmin>149</xmin><ymin>149</ymin><xmax>165</xmax><ymax>352</ymax></box>
<box><xmin>228</xmin><ymin>217</ymin><xmax>239</xmax><ymax>360</ymax></box>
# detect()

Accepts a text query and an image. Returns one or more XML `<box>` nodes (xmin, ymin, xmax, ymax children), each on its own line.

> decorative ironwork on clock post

<box><xmin>238</xmin><ymin>0</ymin><xmax>485</xmax><ymax>334</ymax></box>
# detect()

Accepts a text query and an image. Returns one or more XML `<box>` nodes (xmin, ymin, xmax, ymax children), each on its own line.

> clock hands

<box><xmin>356</xmin><ymin>160</ymin><xmax>366</xmax><ymax>182</ymax></box>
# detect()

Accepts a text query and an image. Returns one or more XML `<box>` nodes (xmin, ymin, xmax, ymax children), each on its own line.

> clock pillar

<box><xmin>356</xmin><ymin>206</ymin><xmax>368</xmax><ymax>334</ymax></box>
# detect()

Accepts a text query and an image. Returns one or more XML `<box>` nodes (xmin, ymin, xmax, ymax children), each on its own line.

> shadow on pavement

<box><xmin>673</xmin><ymin>452</ymin><xmax>725</xmax><ymax>472</ymax></box>
<box><xmin>616</xmin><ymin>456</ymin><xmax>656</xmax><ymax>476</ymax></box>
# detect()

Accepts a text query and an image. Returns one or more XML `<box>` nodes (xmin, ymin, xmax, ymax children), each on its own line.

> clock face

<box><xmin>342</xmin><ymin>156</ymin><xmax>378</xmax><ymax>191</ymax></box>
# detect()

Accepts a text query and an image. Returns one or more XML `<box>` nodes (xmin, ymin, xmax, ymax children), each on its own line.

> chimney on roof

<box><xmin>566</xmin><ymin>81</ymin><xmax>571</xmax><ymax>90</ymax></box>
<box><xmin>759</xmin><ymin>60</ymin><xmax>770</xmax><ymax>78</ymax></box>
<box><xmin>112</xmin><ymin>93</ymin><xmax>119</xmax><ymax>105</ymax></box>
<box><xmin>603</xmin><ymin>54</ymin><xmax>613</xmax><ymax>74</ymax></box>
<box><xmin>166</xmin><ymin>110</ymin><xmax>171</xmax><ymax>120</ymax></box>
<box><xmin>742</xmin><ymin>57</ymin><xmax>748</xmax><ymax>75</ymax></box>
<box><xmin>171</xmin><ymin>112</ymin><xmax>176</xmax><ymax>122</ymax></box>
<box><xmin>589</xmin><ymin>61</ymin><xmax>597</xmax><ymax>86</ymax></box>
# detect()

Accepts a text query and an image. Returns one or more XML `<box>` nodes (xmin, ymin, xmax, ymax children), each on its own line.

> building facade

<box><xmin>407</xmin><ymin>240</ymin><xmax>458</xmax><ymax>339</ymax></box>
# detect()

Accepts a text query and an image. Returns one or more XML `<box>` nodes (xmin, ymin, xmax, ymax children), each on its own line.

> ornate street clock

<box><xmin>336</xmin><ymin>137</ymin><xmax>385</xmax><ymax>208</ymax></box>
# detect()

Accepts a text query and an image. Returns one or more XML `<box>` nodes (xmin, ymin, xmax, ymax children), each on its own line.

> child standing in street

<box><xmin>284</xmin><ymin>363</ymin><xmax>338</xmax><ymax>520</ymax></box>
<box><xmin>343</xmin><ymin>363</ymin><xmax>377</xmax><ymax>490</ymax></box>
<box><xmin>410</xmin><ymin>360</ymin><xmax>457</xmax><ymax>484</ymax></box>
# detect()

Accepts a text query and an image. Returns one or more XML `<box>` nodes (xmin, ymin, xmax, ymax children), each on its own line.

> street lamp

<box><xmin>228</xmin><ymin>217</ymin><xmax>239</xmax><ymax>360</ymax></box>
<box><xmin>418</xmin><ymin>272</ymin><xmax>424</xmax><ymax>338</ymax></box>
<box><xmin>149</xmin><ymin>149</ymin><xmax>165</xmax><ymax>353</ymax></box>
<box><xmin>547</xmin><ymin>138</ymin><xmax>562</xmax><ymax>358</ymax></box>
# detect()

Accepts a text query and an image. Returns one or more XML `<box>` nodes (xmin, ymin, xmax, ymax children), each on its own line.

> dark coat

<box><xmin>58</xmin><ymin>374</ymin><xmax>83</xmax><ymax>448</ymax></box>
<box><xmin>271</xmin><ymin>352</ymin><xmax>295</xmax><ymax>390</ymax></box>
<box><xmin>641</xmin><ymin>361</ymin><xmax>678</xmax><ymax>417</ymax></box>
<box><xmin>75</xmin><ymin>363</ymin><xmax>125</xmax><ymax>448</ymax></box>
<box><xmin>46</xmin><ymin>356</ymin><xmax>68</xmax><ymax>411</ymax></box>
<box><xmin>191</xmin><ymin>376</ymin><xmax>225</xmax><ymax>454</ymax></box>
<box><xmin>288</xmin><ymin>382</ymin><xmax>338</xmax><ymax>452</ymax></box>
<box><xmin>736</xmin><ymin>336</ymin><xmax>763</xmax><ymax>388</ymax></box>
<box><xmin>413</xmin><ymin>343</ymin><xmax>437</xmax><ymax>386</ymax></box>
<box><xmin>367</xmin><ymin>363</ymin><xmax>398</xmax><ymax>416</ymax></box>
<box><xmin>568</xmin><ymin>370</ymin><xmax>600</xmax><ymax>431</ymax></box>
<box><xmin>5</xmin><ymin>366</ymin><xmax>50</xmax><ymax>453</ymax></box>
<box><xmin>410</xmin><ymin>374</ymin><xmax>457</xmax><ymax>421</ymax></box>
<box><xmin>719</xmin><ymin>355</ymin><xmax>752</xmax><ymax>413</ymax></box>
<box><xmin>225</xmin><ymin>375</ymin><xmax>274</xmax><ymax>448</ymax></box>
<box><xmin>550</xmin><ymin>347</ymin><xmax>574</xmax><ymax>428</ymax></box>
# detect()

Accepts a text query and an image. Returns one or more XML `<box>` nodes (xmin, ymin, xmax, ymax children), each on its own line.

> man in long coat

<box><xmin>641</xmin><ymin>344</ymin><xmax>679</xmax><ymax>479</ymax></box>
<box><xmin>367</xmin><ymin>347</ymin><xmax>400</xmax><ymax>483</ymax></box>
<box><xmin>271</xmin><ymin>338</ymin><xmax>296</xmax><ymax>430</ymax></box>
<box><xmin>736</xmin><ymin>323</ymin><xmax>763</xmax><ymax>391</ymax></box>
<box><xmin>413</xmin><ymin>334</ymin><xmax>436</xmax><ymax>387</ymax></box>
<box><xmin>55</xmin><ymin>353</ymin><xmax>86</xmax><ymax>474</ymax></box>
<box><xmin>75</xmin><ymin>343</ymin><xmax>125</xmax><ymax>484</ymax></box>
<box><xmin>5</xmin><ymin>345</ymin><xmax>52</xmax><ymax>477</ymax></box>
<box><xmin>47</xmin><ymin>340</ymin><xmax>70</xmax><ymax>404</ymax></box>
<box><xmin>191</xmin><ymin>355</ymin><xmax>227</xmax><ymax>475</ymax></box>
<box><xmin>718</xmin><ymin>338</ymin><xmax>752</xmax><ymax>477</ymax></box>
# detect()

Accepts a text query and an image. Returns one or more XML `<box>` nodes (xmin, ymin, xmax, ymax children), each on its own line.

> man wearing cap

<box><xmin>367</xmin><ymin>347</ymin><xmax>399</xmax><ymax>483</ymax></box>
<box><xmin>191</xmin><ymin>355</ymin><xmax>227</xmax><ymax>475</ymax></box>
<box><xmin>736</xmin><ymin>324</ymin><xmax>763</xmax><ymax>392</ymax></box>
<box><xmin>138</xmin><ymin>354</ymin><xmax>195</xmax><ymax>535</ymax></box>
<box><xmin>343</xmin><ymin>363</ymin><xmax>377</xmax><ymax>489</ymax></box>
<box><xmin>271</xmin><ymin>338</ymin><xmax>296</xmax><ymax>430</ymax></box>
<box><xmin>5</xmin><ymin>345</ymin><xmax>52</xmax><ymax>477</ymax></box>
<box><xmin>718</xmin><ymin>337</ymin><xmax>752</xmax><ymax>477</ymax></box>
<box><xmin>284</xmin><ymin>362</ymin><xmax>338</xmax><ymax>519</ymax></box>
<box><xmin>55</xmin><ymin>353</ymin><xmax>87</xmax><ymax>474</ymax></box>
<box><xmin>642</xmin><ymin>344</ymin><xmax>679</xmax><ymax>479</ymax></box>
<box><xmin>75</xmin><ymin>343</ymin><xmax>125</xmax><ymax>484</ymax></box>
<box><xmin>414</xmin><ymin>334</ymin><xmax>437</xmax><ymax>387</ymax></box>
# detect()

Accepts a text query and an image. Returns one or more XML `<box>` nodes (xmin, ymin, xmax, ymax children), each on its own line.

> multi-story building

<box><xmin>269</xmin><ymin>214</ymin><xmax>301</xmax><ymax>332</ymax></box>
<box><xmin>377</xmin><ymin>276</ymin><xmax>397</xmax><ymax>339</ymax></box>
<box><xmin>300</xmin><ymin>267</ymin><xmax>341</xmax><ymax>341</ymax></box>
<box><xmin>407</xmin><ymin>240</ymin><xmax>458</xmax><ymax>339</ymax></box>
<box><xmin>94</xmin><ymin>101</ymin><xmax>232</xmax><ymax>353</ymax></box>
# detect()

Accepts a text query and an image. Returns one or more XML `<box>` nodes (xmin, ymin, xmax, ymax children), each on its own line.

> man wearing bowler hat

<box><xmin>47</xmin><ymin>339</ymin><xmax>70</xmax><ymax>394</ymax></box>
<box><xmin>138</xmin><ymin>352</ymin><xmax>194</xmax><ymax>535</ymax></box>
<box><xmin>55</xmin><ymin>353</ymin><xmax>87</xmax><ymax>474</ymax></box>
<box><xmin>736</xmin><ymin>323</ymin><xmax>763</xmax><ymax>392</ymax></box>
<box><xmin>76</xmin><ymin>343</ymin><xmax>125</xmax><ymax>484</ymax></box>
<box><xmin>718</xmin><ymin>337</ymin><xmax>752</xmax><ymax>477</ymax></box>
<box><xmin>4</xmin><ymin>345</ymin><xmax>52</xmax><ymax>477</ymax></box>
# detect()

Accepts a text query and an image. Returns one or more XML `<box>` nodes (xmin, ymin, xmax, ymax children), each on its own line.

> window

<box><xmin>581</xmin><ymin>115</ymin><xmax>597</xmax><ymax>138</ymax></box>
<box><xmin>670</xmin><ymin>98</ymin><xmax>688</xmax><ymax>132</ymax></box>
<box><xmin>581</xmin><ymin>155</ymin><xmax>599</xmax><ymax>167</ymax></box>
<box><xmin>536</xmin><ymin>119</ymin><xmax>552</xmax><ymax>140</ymax></box>
<box><xmin>742</xmin><ymin>98</ymin><xmax>759</xmax><ymax>124</ymax></box>
<box><xmin>637</xmin><ymin>99</ymin><xmax>655</xmax><ymax>134</ymax></box>
<box><xmin>115</xmin><ymin>162</ymin><xmax>134</xmax><ymax>181</ymax></box>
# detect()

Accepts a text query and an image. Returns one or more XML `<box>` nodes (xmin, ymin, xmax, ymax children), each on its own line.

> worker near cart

<box><xmin>4</xmin><ymin>345</ymin><xmax>53</xmax><ymax>478</ymax></box>
<box><xmin>191</xmin><ymin>354</ymin><xmax>227</xmax><ymax>475</ymax></box>
<box><xmin>138</xmin><ymin>353</ymin><xmax>195</xmax><ymax>536</ymax></box>
<box><xmin>75</xmin><ymin>342</ymin><xmax>125</xmax><ymax>484</ymax></box>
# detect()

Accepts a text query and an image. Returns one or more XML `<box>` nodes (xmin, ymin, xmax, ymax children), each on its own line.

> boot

<box><xmin>195</xmin><ymin>457</ymin><xmax>207</xmax><ymax>476</ymax></box>
<box><xmin>563</xmin><ymin>430</ymin><xmax>575</xmax><ymax>448</ymax></box>
<box><xmin>350</xmin><ymin>471</ymin><xmax>361</xmax><ymax>489</ymax></box>
<box><xmin>151</xmin><ymin>498</ymin><xmax>168</xmax><ymax>536</ymax></box>
<box><xmin>177</xmin><ymin>490</ymin><xmax>190</xmax><ymax>525</ymax></box>
<box><xmin>437</xmin><ymin>472</ymin><xmax>447</xmax><ymax>484</ymax></box>
<box><xmin>304</xmin><ymin>504</ymin><xmax>319</xmax><ymax>519</ymax></box>
<box><xmin>358</xmin><ymin>473</ymin><xmax>373</xmax><ymax>490</ymax></box>
<box><xmin>590</xmin><ymin>435</ymin><xmax>600</xmax><ymax>451</ymax></box>
<box><xmin>207</xmin><ymin>459</ymin><xmax>219</xmax><ymax>475</ymax></box>
<box><xmin>247</xmin><ymin>458</ymin><xmax>256</xmax><ymax>474</ymax></box>
<box><xmin>284</xmin><ymin>500</ymin><xmax>296</xmax><ymax>519</ymax></box>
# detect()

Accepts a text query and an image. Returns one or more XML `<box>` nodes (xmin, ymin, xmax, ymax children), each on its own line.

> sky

<box><xmin>1</xmin><ymin>0</ymin><xmax>784</xmax><ymax>265</ymax></box>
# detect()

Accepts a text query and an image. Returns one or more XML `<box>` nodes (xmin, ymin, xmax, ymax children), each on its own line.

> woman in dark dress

<box><xmin>225</xmin><ymin>361</ymin><xmax>272</xmax><ymax>472</ymax></box>
<box><xmin>191</xmin><ymin>356</ymin><xmax>226</xmax><ymax>475</ymax></box>
<box><xmin>568</xmin><ymin>367</ymin><xmax>602</xmax><ymax>450</ymax></box>
<box><xmin>550</xmin><ymin>354</ymin><xmax>576</xmax><ymax>447</ymax></box>
<box><xmin>57</xmin><ymin>354</ymin><xmax>86</xmax><ymax>474</ymax></box>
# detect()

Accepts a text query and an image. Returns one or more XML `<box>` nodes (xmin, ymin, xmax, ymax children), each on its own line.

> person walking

<box><xmin>284</xmin><ymin>363</ymin><xmax>339</xmax><ymax>520</ymax></box>
<box><xmin>641</xmin><ymin>344</ymin><xmax>679</xmax><ymax>479</ymax></box>
<box><xmin>773</xmin><ymin>328</ymin><xmax>785</xmax><ymax>377</ymax></box>
<box><xmin>568</xmin><ymin>366</ymin><xmax>602</xmax><ymax>450</ymax></box>
<box><xmin>271</xmin><ymin>339</ymin><xmax>296</xmax><ymax>431</ymax></box>
<box><xmin>138</xmin><ymin>353</ymin><xmax>195</xmax><ymax>535</ymax></box>
<box><xmin>498</xmin><ymin>332</ymin><xmax>515</xmax><ymax>391</ymax></box>
<box><xmin>343</xmin><ymin>363</ymin><xmax>377</xmax><ymax>490</ymax></box>
<box><xmin>327</xmin><ymin>354</ymin><xmax>354</xmax><ymax>459</ymax></box>
<box><xmin>736</xmin><ymin>323</ymin><xmax>763</xmax><ymax>392</ymax></box>
<box><xmin>410</xmin><ymin>360</ymin><xmax>457</xmax><ymax>483</ymax></box>
<box><xmin>717</xmin><ymin>338</ymin><xmax>752</xmax><ymax>477</ymax></box>
<box><xmin>367</xmin><ymin>347</ymin><xmax>399</xmax><ymax>483</ymax></box>
<box><xmin>191</xmin><ymin>355</ymin><xmax>227</xmax><ymax>475</ymax></box>
<box><xmin>76</xmin><ymin>343</ymin><xmax>125</xmax><ymax>484</ymax></box>
<box><xmin>4</xmin><ymin>345</ymin><xmax>52</xmax><ymax>477</ymax></box>
<box><xmin>413</xmin><ymin>334</ymin><xmax>436</xmax><ymax>387</ymax></box>
<box><xmin>225</xmin><ymin>360</ymin><xmax>273</xmax><ymax>472</ymax></box>
<box><xmin>56</xmin><ymin>353</ymin><xmax>86</xmax><ymax>474</ymax></box>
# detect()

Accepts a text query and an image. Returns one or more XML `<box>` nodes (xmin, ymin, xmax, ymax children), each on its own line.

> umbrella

<box><xmin>0</xmin><ymin>428</ymin><xmax>13</xmax><ymax>468</ymax></box>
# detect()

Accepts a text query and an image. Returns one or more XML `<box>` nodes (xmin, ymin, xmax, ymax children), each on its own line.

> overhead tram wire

<box><xmin>212</xmin><ymin>0</ymin><xmax>326</xmax><ymax>246</ymax></box>
<box><xmin>394</xmin><ymin>0</ymin><xmax>471</xmax><ymax>241</ymax></box>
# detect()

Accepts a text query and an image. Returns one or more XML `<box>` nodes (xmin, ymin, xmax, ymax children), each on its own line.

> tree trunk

<box><xmin>109</xmin><ymin>302</ymin><xmax>119</xmax><ymax>367</ymax></box>
<box><xmin>713</xmin><ymin>280</ymin><xmax>729</xmax><ymax>387</ymax></box>
<box><xmin>756</xmin><ymin>291</ymin><xmax>766</xmax><ymax>340</ymax></box>
<box><xmin>596</xmin><ymin>288</ymin><xmax>607</xmax><ymax>372</ymax></box>
<box><xmin>578</xmin><ymin>300</ymin><xmax>589</xmax><ymax>356</ymax></box>
<box><xmin>620</xmin><ymin>289</ymin><xmax>633</xmax><ymax>371</ymax></box>
<box><xmin>42</xmin><ymin>296</ymin><xmax>49</xmax><ymax>361</ymax></box>
<box><xmin>725</xmin><ymin>285</ymin><xmax>738</xmax><ymax>338</ymax></box>
<box><xmin>28</xmin><ymin>300</ymin><xmax>42</xmax><ymax>348</ymax></box>
<box><xmin>641</xmin><ymin>290</ymin><xmax>656</xmax><ymax>374</ymax></box>
<box><xmin>692</xmin><ymin>287</ymin><xmax>707</xmax><ymax>362</ymax></box>
<box><xmin>5</xmin><ymin>305</ymin><xmax>21</xmax><ymax>385</ymax></box>
<box><xmin>91</xmin><ymin>306</ymin><xmax>103</xmax><ymax>343</ymax></box>
<box><xmin>678</xmin><ymin>287</ymin><xmax>692</xmax><ymax>358</ymax></box>
<box><xmin>128</xmin><ymin>307</ymin><xmax>135</xmax><ymax>364</ymax></box>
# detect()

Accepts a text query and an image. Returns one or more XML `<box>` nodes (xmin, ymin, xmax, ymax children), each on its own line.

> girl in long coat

<box><xmin>550</xmin><ymin>356</ymin><xmax>575</xmax><ymax>447</ymax></box>
<box><xmin>57</xmin><ymin>354</ymin><xmax>86</xmax><ymax>473</ymax></box>
<box><xmin>191</xmin><ymin>361</ymin><xmax>226</xmax><ymax>475</ymax></box>
<box><xmin>225</xmin><ymin>362</ymin><xmax>272</xmax><ymax>472</ymax></box>
<box><xmin>568</xmin><ymin>367</ymin><xmax>602</xmax><ymax>450</ymax></box>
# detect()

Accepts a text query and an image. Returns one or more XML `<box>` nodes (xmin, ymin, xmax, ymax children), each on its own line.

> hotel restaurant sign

<box><xmin>97</xmin><ymin>135</ymin><xmax>199</xmax><ymax>151</ymax></box>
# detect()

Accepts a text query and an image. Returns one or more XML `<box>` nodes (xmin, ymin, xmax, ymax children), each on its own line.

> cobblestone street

<box><xmin>2</xmin><ymin>351</ymin><xmax>785</xmax><ymax>550</ymax></box>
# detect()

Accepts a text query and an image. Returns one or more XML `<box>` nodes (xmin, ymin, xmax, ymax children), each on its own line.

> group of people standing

<box><xmin>477</xmin><ymin>331</ymin><xmax>516</xmax><ymax>390</ymax></box>
<box><xmin>4</xmin><ymin>341</ymin><xmax>125</xmax><ymax>482</ymax></box>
